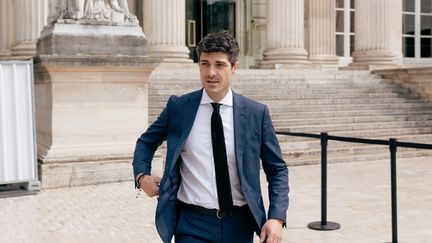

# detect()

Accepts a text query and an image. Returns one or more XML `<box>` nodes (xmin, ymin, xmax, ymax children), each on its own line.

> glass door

<box><xmin>186</xmin><ymin>0</ymin><xmax>236</xmax><ymax>62</ymax></box>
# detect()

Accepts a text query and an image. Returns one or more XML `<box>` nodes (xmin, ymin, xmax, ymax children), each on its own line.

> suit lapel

<box><xmin>233</xmin><ymin>91</ymin><xmax>248</xmax><ymax>173</ymax></box>
<box><xmin>181</xmin><ymin>91</ymin><xmax>202</xmax><ymax>143</ymax></box>
<box><xmin>169</xmin><ymin>89</ymin><xmax>202</xmax><ymax>174</ymax></box>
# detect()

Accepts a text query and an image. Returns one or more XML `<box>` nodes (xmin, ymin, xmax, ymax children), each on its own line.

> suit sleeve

<box><xmin>260</xmin><ymin>105</ymin><xmax>290</xmax><ymax>224</ymax></box>
<box><xmin>132</xmin><ymin>96</ymin><xmax>173</xmax><ymax>185</ymax></box>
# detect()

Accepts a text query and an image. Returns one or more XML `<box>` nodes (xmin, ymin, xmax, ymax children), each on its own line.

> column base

<box><xmin>309</xmin><ymin>55</ymin><xmax>340</xmax><ymax>67</ymax></box>
<box><xmin>340</xmin><ymin>64</ymin><xmax>401</xmax><ymax>71</ymax></box>
<box><xmin>260</xmin><ymin>48</ymin><xmax>310</xmax><ymax>69</ymax></box>
<box><xmin>257</xmin><ymin>62</ymin><xmax>311</xmax><ymax>69</ymax></box>
<box><xmin>0</xmin><ymin>50</ymin><xmax>12</xmax><ymax>59</ymax></box>
<box><xmin>11</xmin><ymin>42</ymin><xmax>36</xmax><ymax>58</ymax></box>
<box><xmin>348</xmin><ymin>50</ymin><xmax>403</xmax><ymax>70</ymax></box>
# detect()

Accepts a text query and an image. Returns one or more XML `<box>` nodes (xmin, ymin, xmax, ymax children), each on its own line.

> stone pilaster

<box><xmin>143</xmin><ymin>0</ymin><xmax>191</xmax><ymax>63</ymax></box>
<box><xmin>0</xmin><ymin>0</ymin><xmax>14</xmax><ymax>58</ymax></box>
<box><xmin>349</xmin><ymin>0</ymin><xmax>402</xmax><ymax>69</ymax></box>
<box><xmin>308</xmin><ymin>0</ymin><xmax>338</xmax><ymax>66</ymax></box>
<box><xmin>260</xmin><ymin>0</ymin><xmax>309</xmax><ymax>68</ymax></box>
<box><xmin>11</xmin><ymin>0</ymin><xmax>48</xmax><ymax>59</ymax></box>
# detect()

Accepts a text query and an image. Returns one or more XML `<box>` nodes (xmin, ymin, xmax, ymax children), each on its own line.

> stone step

<box><xmin>148</xmin><ymin>67</ymin><xmax>432</xmax><ymax>166</ymax></box>
<box><xmin>284</xmin><ymin>142</ymin><xmax>432</xmax><ymax>159</ymax></box>
<box><xmin>149</xmin><ymin>69</ymin><xmax>381</xmax><ymax>81</ymax></box>
<box><xmin>267</xmin><ymin>102</ymin><xmax>432</xmax><ymax>112</ymax></box>
<box><xmin>149</xmin><ymin>93</ymin><xmax>425</xmax><ymax>107</ymax></box>
<box><xmin>149</xmin><ymin>107</ymin><xmax>432</xmax><ymax>123</ymax></box>
<box><xmin>148</xmin><ymin>92</ymin><xmax>418</xmax><ymax>103</ymax></box>
<box><xmin>276</xmin><ymin>127</ymin><xmax>432</xmax><ymax>142</ymax></box>
<box><xmin>283</xmin><ymin>149</ymin><xmax>432</xmax><ymax>166</ymax></box>
<box><xmin>246</xmin><ymin>93</ymin><xmax>420</xmax><ymax>101</ymax></box>
<box><xmin>150</xmin><ymin>97</ymin><xmax>422</xmax><ymax>109</ymax></box>
<box><xmin>146</xmin><ymin>134</ymin><xmax>432</xmax><ymax>167</ymax></box>
<box><xmin>279</xmin><ymin>120</ymin><xmax>432</xmax><ymax>133</ymax></box>
<box><xmin>269</xmin><ymin>108</ymin><xmax>432</xmax><ymax>120</ymax></box>
<box><xmin>150</xmin><ymin>79</ymin><xmax>397</xmax><ymax>88</ymax></box>
<box><xmin>149</xmin><ymin>108</ymin><xmax>432</xmax><ymax>122</ymax></box>
<box><xmin>278</xmin><ymin>133</ymin><xmax>432</xmax><ymax>154</ymax></box>
<box><xmin>278</xmin><ymin>133</ymin><xmax>432</xmax><ymax>151</ymax></box>
<box><xmin>149</xmin><ymin>75</ymin><xmax>399</xmax><ymax>85</ymax></box>
<box><xmin>149</xmin><ymin>103</ymin><xmax>432</xmax><ymax>115</ymax></box>
<box><xmin>280</xmin><ymin>133</ymin><xmax>432</xmax><ymax>162</ymax></box>
<box><xmin>150</xmin><ymin>87</ymin><xmax>411</xmax><ymax>96</ymax></box>
<box><xmin>272</xmin><ymin>114</ymin><xmax>432</xmax><ymax>127</ymax></box>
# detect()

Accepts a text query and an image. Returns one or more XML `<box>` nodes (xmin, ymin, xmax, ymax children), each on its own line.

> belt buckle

<box><xmin>216</xmin><ymin>209</ymin><xmax>232</xmax><ymax>219</ymax></box>
<box><xmin>216</xmin><ymin>209</ymin><xmax>223</xmax><ymax>219</ymax></box>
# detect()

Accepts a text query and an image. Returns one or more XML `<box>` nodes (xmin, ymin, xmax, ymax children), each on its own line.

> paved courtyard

<box><xmin>1</xmin><ymin>156</ymin><xmax>432</xmax><ymax>243</ymax></box>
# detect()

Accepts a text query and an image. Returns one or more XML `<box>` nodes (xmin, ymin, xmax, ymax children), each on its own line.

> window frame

<box><xmin>335</xmin><ymin>0</ymin><xmax>355</xmax><ymax>64</ymax></box>
<box><xmin>403</xmin><ymin>0</ymin><xmax>432</xmax><ymax>59</ymax></box>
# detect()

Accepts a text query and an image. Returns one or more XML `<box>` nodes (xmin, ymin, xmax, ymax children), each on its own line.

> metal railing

<box><xmin>276</xmin><ymin>131</ymin><xmax>432</xmax><ymax>243</ymax></box>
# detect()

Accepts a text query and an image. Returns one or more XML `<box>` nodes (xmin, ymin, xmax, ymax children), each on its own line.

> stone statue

<box><xmin>58</xmin><ymin>0</ymin><xmax>83</xmax><ymax>19</ymax></box>
<box><xmin>58</xmin><ymin>0</ymin><xmax>137</xmax><ymax>23</ymax></box>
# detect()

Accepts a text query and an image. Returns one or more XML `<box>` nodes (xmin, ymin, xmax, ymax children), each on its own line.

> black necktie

<box><xmin>211</xmin><ymin>103</ymin><xmax>233</xmax><ymax>212</ymax></box>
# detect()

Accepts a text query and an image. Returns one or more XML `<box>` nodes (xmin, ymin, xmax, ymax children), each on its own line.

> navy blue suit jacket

<box><xmin>133</xmin><ymin>89</ymin><xmax>289</xmax><ymax>243</ymax></box>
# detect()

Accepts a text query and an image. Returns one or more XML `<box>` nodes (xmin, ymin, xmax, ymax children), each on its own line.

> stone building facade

<box><xmin>1</xmin><ymin>0</ymin><xmax>431</xmax><ymax>68</ymax></box>
<box><xmin>1</xmin><ymin>0</ymin><xmax>431</xmax><ymax>188</ymax></box>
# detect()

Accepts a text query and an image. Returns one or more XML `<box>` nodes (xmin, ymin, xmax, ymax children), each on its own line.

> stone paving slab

<box><xmin>1</xmin><ymin>156</ymin><xmax>431</xmax><ymax>243</ymax></box>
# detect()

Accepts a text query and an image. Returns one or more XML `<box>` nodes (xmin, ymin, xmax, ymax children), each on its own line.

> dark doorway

<box><xmin>186</xmin><ymin>0</ymin><xmax>236</xmax><ymax>62</ymax></box>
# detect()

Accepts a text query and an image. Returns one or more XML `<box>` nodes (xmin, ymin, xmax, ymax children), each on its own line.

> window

<box><xmin>335</xmin><ymin>0</ymin><xmax>355</xmax><ymax>58</ymax></box>
<box><xmin>403</xmin><ymin>0</ymin><xmax>432</xmax><ymax>58</ymax></box>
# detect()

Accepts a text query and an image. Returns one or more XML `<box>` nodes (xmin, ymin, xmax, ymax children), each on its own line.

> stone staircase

<box><xmin>148</xmin><ymin>65</ymin><xmax>432</xmax><ymax>166</ymax></box>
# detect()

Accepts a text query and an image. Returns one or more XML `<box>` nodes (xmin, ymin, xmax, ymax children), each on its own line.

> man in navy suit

<box><xmin>133</xmin><ymin>32</ymin><xmax>289</xmax><ymax>243</ymax></box>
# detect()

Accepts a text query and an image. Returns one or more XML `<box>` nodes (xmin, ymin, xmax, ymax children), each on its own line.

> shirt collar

<box><xmin>200</xmin><ymin>89</ymin><xmax>233</xmax><ymax>107</ymax></box>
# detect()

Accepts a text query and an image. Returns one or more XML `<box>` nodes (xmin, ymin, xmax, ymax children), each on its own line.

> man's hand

<box><xmin>260</xmin><ymin>218</ymin><xmax>283</xmax><ymax>243</ymax></box>
<box><xmin>139</xmin><ymin>175</ymin><xmax>161</xmax><ymax>197</ymax></box>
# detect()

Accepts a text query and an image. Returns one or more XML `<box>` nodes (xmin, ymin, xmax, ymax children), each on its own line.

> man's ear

<box><xmin>232</xmin><ymin>61</ymin><xmax>240</xmax><ymax>73</ymax></box>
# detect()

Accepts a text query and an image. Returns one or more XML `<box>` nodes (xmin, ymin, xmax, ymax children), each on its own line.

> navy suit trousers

<box><xmin>174</xmin><ymin>204</ymin><xmax>257</xmax><ymax>243</ymax></box>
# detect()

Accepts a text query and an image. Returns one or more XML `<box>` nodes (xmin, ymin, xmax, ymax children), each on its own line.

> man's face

<box><xmin>199</xmin><ymin>52</ymin><xmax>239</xmax><ymax>102</ymax></box>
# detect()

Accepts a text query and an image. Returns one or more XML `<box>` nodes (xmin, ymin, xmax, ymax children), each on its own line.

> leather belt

<box><xmin>177</xmin><ymin>200</ymin><xmax>245</xmax><ymax>219</ymax></box>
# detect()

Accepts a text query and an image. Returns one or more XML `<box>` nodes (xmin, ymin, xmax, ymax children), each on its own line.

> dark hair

<box><xmin>196</xmin><ymin>32</ymin><xmax>239</xmax><ymax>66</ymax></box>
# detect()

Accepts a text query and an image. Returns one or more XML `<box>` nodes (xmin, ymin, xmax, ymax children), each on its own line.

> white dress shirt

<box><xmin>176</xmin><ymin>89</ymin><xmax>247</xmax><ymax>209</ymax></box>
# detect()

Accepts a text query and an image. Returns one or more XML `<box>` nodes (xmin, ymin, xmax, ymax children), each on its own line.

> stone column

<box><xmin>260</xmin><ymin>0</ymin><xmax>309</xmax><ymax>68</ymax></box>
<box><xmin>11</xmin><ymin>0</ymin><xmax>48</xmax><ymax>58</ymax></box>
<box><xmin>308</xmin><ymin>0</ymin><xmax>339</xmax><ymax>66</ymax></box>
<box><xmin>349</xmin><ymin>0</ymin><xmax>402</xmax><ymax>69</ymax></box>
<box><xmin>143</xmin><ymin>0</ymin><xmax>191</xmax><ymax>63</ymax></box>
<box><xmin>0</xmin><ymin>0</ymin><xmax>14</xmax><ymax>58</ymax></box>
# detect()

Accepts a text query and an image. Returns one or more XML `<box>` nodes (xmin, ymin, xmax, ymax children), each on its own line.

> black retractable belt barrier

<box><xmin>307</xmin><ymin>132</ymin><xmax>340</xmax><ymax>231</ymax></box>
<box><xmin>276</xmin><ymin>131</ymin><xmax>432</xmax><ymax>242</ymax></box>
<box><xmin>389</xmin><ymin>138</ymin><xmax>398</xmax><ymax>243</ymax></box>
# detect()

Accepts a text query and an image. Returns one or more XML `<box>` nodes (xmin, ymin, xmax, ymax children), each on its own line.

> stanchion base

<box><xmin>307</xmin><ymin>221</ymin><xmax>341</xmax><ymax>231</ymax></box>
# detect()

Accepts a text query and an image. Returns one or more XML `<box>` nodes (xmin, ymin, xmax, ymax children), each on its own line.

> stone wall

<box><xmin>373</xmin><ymin>67</ymin><xmax>432</xmax><ymax>101</ymax></box>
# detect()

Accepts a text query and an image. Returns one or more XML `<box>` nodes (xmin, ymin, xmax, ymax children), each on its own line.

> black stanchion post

<box><xmin>308</xmin><ymin>132</ymin><xmax>340</xmax><ymax>231</ymax></box>
<box><xmin>389</xmin><ymin>138</ymin><xmax>398</xmax><ymax>243</ymax></box>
